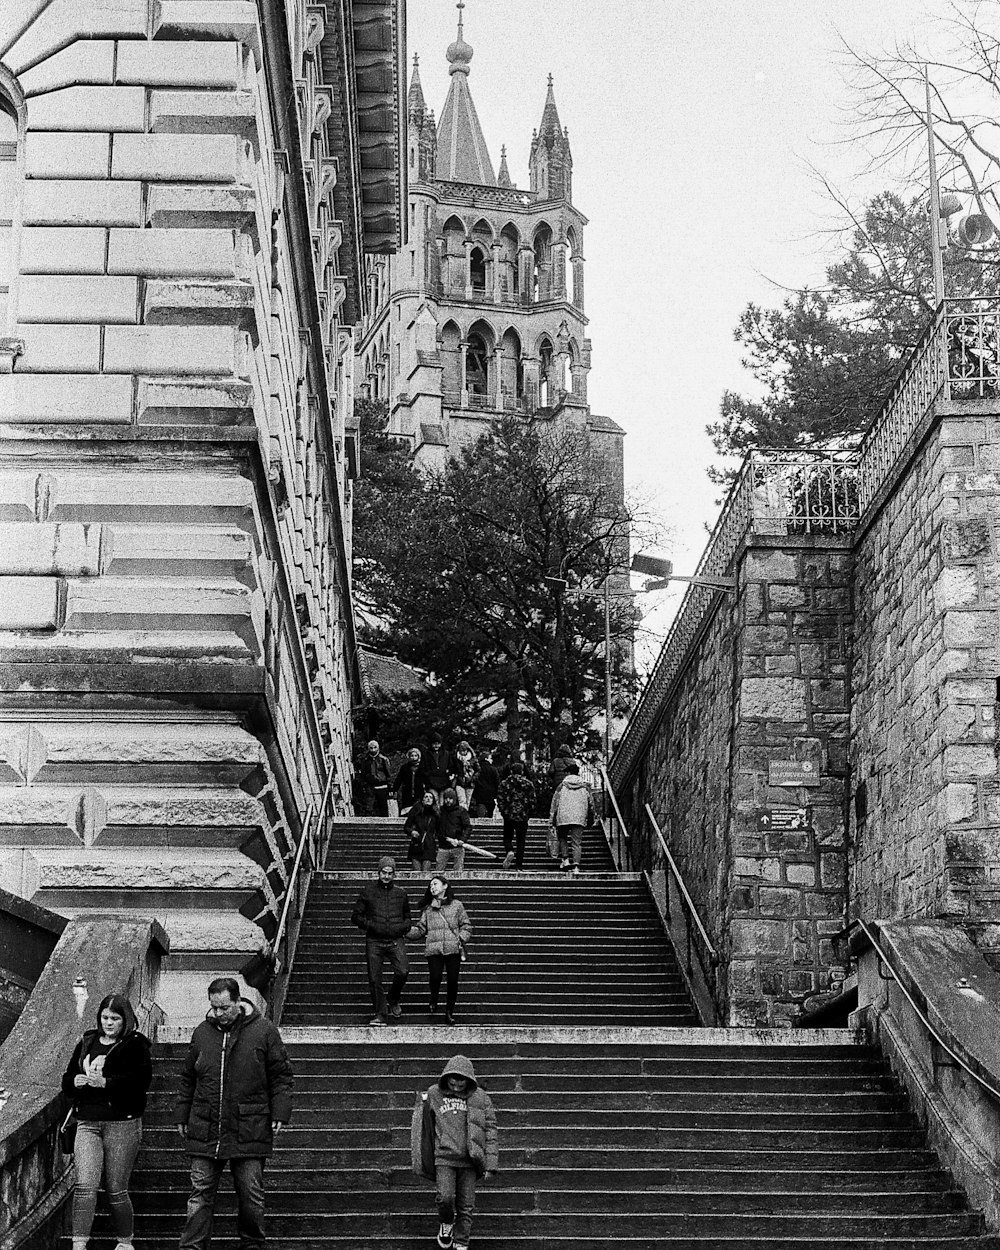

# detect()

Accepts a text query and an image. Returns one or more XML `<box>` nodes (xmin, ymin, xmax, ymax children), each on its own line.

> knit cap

<box><xmin>378</xmin><ymin>855</ymin><xmax>396</xmax><ymax>871</ymax></box>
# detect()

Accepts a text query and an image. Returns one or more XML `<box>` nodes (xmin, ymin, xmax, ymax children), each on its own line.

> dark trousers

<box><xmin>427</xmin><ymin>951</ymin><xmax>462</xmax><ymax>1014</ymax></box>
<box><xmin>436</xmin><ymin>1164</ymin><xmax>477</xmax><ymax>1245</ymax></box>
<box><xmin>503</xmin><ymin>818</ymin><xmax>528</xmax><ymax>868</ymax></box>
<box><xmin>365</xmin><ymin>937</ymin><xmax>408</xmax><ymax>1016</ymax></box>
<box><xmin>365</xmin><ymin>785</ymin><xmax>389</xmax><ymax>816</ymax></box>
<box><xmin>179</xmin><ymin>1155</ymin><xmax>265</xmax><ymax>1250</ymax></box>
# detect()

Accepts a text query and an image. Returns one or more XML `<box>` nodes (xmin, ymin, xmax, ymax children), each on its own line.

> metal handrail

<box><xmin>854</xmin><ymin>918</ymin><xmax>1000</xmax><ymax>1104</ymax></box>
<box><xmin>599</xmin><ymin>764</ymin><xmax>633</xmax><ymax>870</ymax></box>
<box><xmin>273</xmin><ymin>802</ymin><xmax>315</xmax><ymax>966</ymax></box>
<box><xmin>644</xmin><ymin>804</ymin><xmax>718</xmax><ymax>965</ymax></box>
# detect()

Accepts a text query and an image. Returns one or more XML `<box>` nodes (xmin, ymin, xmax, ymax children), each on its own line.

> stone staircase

<box><xmin>85</xmin><ymin>817</ymin><xmax>1000</xmax><ymax>1248</ymax></box>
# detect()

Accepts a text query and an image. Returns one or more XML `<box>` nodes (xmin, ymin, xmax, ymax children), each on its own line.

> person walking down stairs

<box><xmin>350</xmin><ymin>855</ymin><xmax>412</xmax><ymax>1025</ymax></box>
<box><xmin>409</xmin><ymin>874</ymin><xmax>472</xmax><ymax>1025</ymax></box>
<box><xmin>549</xmin><ymin>761</ymin><xmax>595</xmax><ymax>877</ymax></box>
<box><xmin>411</xmin><ymin>1054</ymin><xmax>498</xmax><ymax>1250</ymax></box>
<box><xmin>404</xmin><ymin>790</ymin><xmax>439</xmax><ymax>873</ymax></box>
<box><xmin>436</xmin><ymin>789</ymin><xmax>473</xmax><ymax>874</ymax></box>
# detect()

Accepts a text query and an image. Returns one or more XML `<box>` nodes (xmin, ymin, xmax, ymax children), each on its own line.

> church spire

<box><xmin>529</xmin><ymin>74</ymin><xmax>573</xmax><ymax>202</ymax></box>
<box><xmin>497</xmin><ymin>144</ymin><xmax>512</xmax><ymax>188</ymax></box>
<box><xmin>437</xmin><ymin>0</ymin><xmax>496</xmax><ymax>186</ymax></box>
<box><xmin>408</xmin><ymin>53</ymin><xmax>426</xmax><ymax>121</ymax></box>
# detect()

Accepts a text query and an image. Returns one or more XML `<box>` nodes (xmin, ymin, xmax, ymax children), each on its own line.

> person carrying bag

<box><xmin>409</xmin><ymin>874</ymin><xmax>472</xmax><ymax>1025</ymax></box>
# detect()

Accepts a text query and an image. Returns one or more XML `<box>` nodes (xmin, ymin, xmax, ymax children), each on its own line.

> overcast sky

<box><xmin>407</xmin><ymin>1</ymin><xmax>939</xmax><ymax>656</ymax></box>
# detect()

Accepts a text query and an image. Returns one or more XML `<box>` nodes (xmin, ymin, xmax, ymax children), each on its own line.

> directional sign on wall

<box><xmin>756</xmin><ymin>808</ymin><xmax>810</xmax><ymax>832</ymax></box>
<box><xmin>769</xmin><ymin>760</ymin><xmax>821</xmax><ymax>787</ymax></box>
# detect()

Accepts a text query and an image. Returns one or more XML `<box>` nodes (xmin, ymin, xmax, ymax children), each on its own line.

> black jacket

<box><xmin>61</xmin><ymin>1030</ymin><xmax>153</xmax><ymax>1119</ymax></box>
<box><xmin>175</xmin><ymin>1002</ymin><xmax>293</xmax><ymax>1159</ymax></box>
<box><xmin>359</xmin><ymin>752</ymin><xmax>391</xmax><ymax>790</ymax></box>
<box><xmin>421</xmin><ymin>746</ymin><xmax>453</xmax><ymax>791</ymax></box>
<box><xmin>471</xmin><ymin>760</ymin><xmax>500</xmax><ymax>805</ymax></box>
<box><xmin>351</xmin><ymin>880</ymin><xmax>412</xmax><ymax>939</ymax></box>
<box><xmin>404</xmin><ymin>804</ymin><xmax>439</xmax><ymax>863</ymax></box>
<box><xmin>395</xmin><ymin>762</ymin><xmax>428</xmax><ymax>809</ymax></box>
<box><xmin>437</xmin><ymin>804</ymin><xmax>473</xmax><ymax>849</ymax></box>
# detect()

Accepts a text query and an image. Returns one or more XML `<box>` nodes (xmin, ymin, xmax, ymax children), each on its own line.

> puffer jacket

<box><xmin>404</xmin><ymin>804</ymin><xmax>438</xmax><ymax>863</ymax></box>
<box><xmin>175</xmin><ymin>1001</ymin><xmax>293</xmax><ymax>1159</ymax></box>
<box><xmin>409</xmin><ymin>892</ymin><xmax>472</xmax><ymax>957</ymax></box>
<box><xmin>351</xmin><ymin>879</ymin><xmax>412</xmax><ymax>939</ymax></box>
<box><xmin>411</xmin><ymin>1053</ymin><xmax>498</xmax><ymax>1179</ymax></box>
<box><xmin>550</xmin><ymin>774</ymin><xmax>594</xmax><ymax>828</ymax></box>
<box><xmin>436</xmin><ymin>801</ymin><xmax>472</xmax><ymax>849</ymax></box>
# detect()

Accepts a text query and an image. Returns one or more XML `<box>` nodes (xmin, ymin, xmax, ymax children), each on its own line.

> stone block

<box><xmin>733</xmin><ymin>856</ymin><xmax>781</xmax><ymax>882</ymax></box>
<box><xmin>26</xmin><ymin>86</ymin><xmax>145</xmax><ymax>132</ymax></box>
<box><xmin>149</xmin><ymin>89</ymin><xmax>257</xmax><ymax>140</ymax></box>
<box><xmin>18</xmin><ymin>276</ymin><xmax>138</xmax><ymax>324</ymax></box>
<box><xmin>3</xmin><ymin>2</ymin><xmax>147</xmax><ymax>76</ymax></box>
<box><xmin>18</xmin><ymin>41</ymin><xmax>116</xmax><ymax>97</ymax></box>
<box><xmin>153</xmin><ymin>2</ymin><xmax>262</xmax><ymax>63</ymax></box>
<box><xmin>758</xmin><ymin>886</ymin><xmax>802</xmax><ymax>918</ymax></box>
<box><xmin>103</xmin><ymin>326</ymin><xmax>243</xmax><ymax>376</ymax></box>
<box><xmin>15</xmin><ymin>324</ymin><xmax>101</xmax><ymax>372</ymax></box>
<box><xmin>938</xmin><ymin>566</ymin><xmax>980</xmax><ymax>609</ymax></box>
<box><xmin>731</xmin><ymin>918</ymin><xmax>788</xmax><ymax>955</ymax></box>
<box><xmin>0</xmin><ymin>375</ymin><xmax>133</xmax><ymax>423</ymax></box>
<box><xmin>145</xmin><ymin>183</ymin><xmax>256</xmax><ymax>230</ymax></box>
<box><xmin>763</xmin><ymin>654</ymin><xmax>797</xmax><ymax>675</ymax></box>
<box><xmin>115</xmin><ymin>41</ymin><xmax>242</xmax><ymax>89</ymax></box>
<box><xmin>809</xmin><ymin>678</ymin><xmax>845</xmax><ymax>710</ymax></box>
<box><xmin>769</xmin><ymin>584</ymin><xmax>807</xmax><ymax>609</ymax></box>
<box><xmin>945</xmin><ymin>745</ymin><xmax>998</xmax><ymax>779</ymax></box>
<box><xmin>107</xmin><ymin>228</ymin><xmax>239</xmax><ymax>278</ymax></box>
<box><xmin>743</xmin><ymin>550</ymin><xmax>798</xmax><ymax>583</ymax></box>
<box><xmin>943</xmin><ymin>610</ymin><xmax>999</xmax><ymax>648</ymax></box>
<box><xmin>942</xmin><ymin>516</ymin><xmax>992</xmax><ymax>561</ymax></box>
<box><xmin>136</xmin><ymin>377</ymin><xmax>254</xmax><ymax>424</ymax></box>
<box><xmin>805</xmin><ymin>891</ymin><xmax>843</xmax><ymax>918</ymax></box>
<box><xmin>819</xmin><ymin>852</ymin><xmax>846</xmax><ymax>889</ymax></box>
<box><xmin>786</xmin><ymin>862</ymin><xmax>816</xmax><ymax>886</ymax></box>
<box><xmin>740</xmin><ymin>677</ymin><xmax>807</xmax><ymax>719</ymax></box>
<box><xmin>143</xmin><ymin>279</ymin><xmax>254</xmax><ymax>327</ymax></box>
<box><xmin>0</xmin><ymin>522</ymin><xmax>106</xmax><ymax>576</ymax></box>
<box><xmin>0</xmin><ymin>473</ymin><xmax>37</xmax><ymax>521</ymax></box>
<box><xmin>22</xmin><ymin>180</ymin><xmax>143</xmax><ymax>227</ymax></box>
<box><xmin>20</xmin><ymin>227</ymin><xmax>107</xmax><ymax>274</ymax></box>
<box><xmin>63</xmin><ymin>578</ymin><xmax>257</xmax><ymax>643</ymax></box>
<box><xmin>743</xmin><ymin>625</ymin><xmax>788</xmax><ymax>654</ymax></box>
<box><xmin>24</xmin><ymin>132</ymin><xmax>110</xmax><ymax>179</ymax></box>
<box><xmin>0</xmin><ymin>576</ymin><xmax>64</xmax><ymax>629</ymax></box>
<box><xmin>111</xmin><ymin>133</ymin><xmax>244</xmax><ymax>183</ymax></box>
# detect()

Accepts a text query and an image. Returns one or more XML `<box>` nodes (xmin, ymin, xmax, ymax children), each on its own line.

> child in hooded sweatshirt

<box><xmin>411</xmin><ymin>1054</ymin><xmax>498</xmax><ymax>1250</ymax></box>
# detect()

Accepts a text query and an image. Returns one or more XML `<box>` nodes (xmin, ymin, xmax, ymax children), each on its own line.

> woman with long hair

<box><xmin>61</xmin><ymin>992</ymin><xmax>152</xmax><ymax>1250</ymax></box>
<box><xmin>409</xmin><ymin>874</ymin><xmax>472</xmax><ymax>1025</ymax></box>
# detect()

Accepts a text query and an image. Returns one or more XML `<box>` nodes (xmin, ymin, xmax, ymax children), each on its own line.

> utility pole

<box><xmin>926</xmin><ymin>66</ymin><xmax>946</xmax><ymax>306</ymax></box>
<box><xmin>604</xmin><ymin>578</ymin><xmax>612</xmax><ymax>762</ymax></box>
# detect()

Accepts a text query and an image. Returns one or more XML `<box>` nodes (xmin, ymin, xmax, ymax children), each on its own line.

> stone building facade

<box><xmin>611</xmin><ymin>320</ymin><xmax>1000</xmax><ymax>1025</ymax></box>
<box><xmin>355</xmin><ymin>7</ymin><xmax>623</xmax><ymax>478</ymax></box>
<box><xmin>0</xmin><ymin>0</ymin><xmax>405</xmax><ymax>1023</ymax></box>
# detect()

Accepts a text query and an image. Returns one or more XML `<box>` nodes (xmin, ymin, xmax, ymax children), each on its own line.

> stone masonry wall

<box><xmin>851</xmin><ymin>407</ymin><xmax>1000</xmax><ymax>950</ymax></box>
<box><xmin>619</xmin><ymin>535</ymin><xmax>852</xmax><ymax>1027</ymax></box>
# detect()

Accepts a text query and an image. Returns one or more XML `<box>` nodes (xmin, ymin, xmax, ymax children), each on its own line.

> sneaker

<box><xmin>502</xmin><ymin>851</ymin><xmax>515</xmax><ymax>868</ymax></box>
<box><xmin>445</xmin><ymin>1012</ymin><xmax>457</xmax><ymax>1025</ymax></box>
<box><xmin>368</xmin><ymin>1015</ymin><xmax>386</xmax><ymax>1027</ymax></box>
<box><xmin>437</xmin><ymin>1222</ymin><xmax>454</xmax><ymax>1248</ymax></box>
<box><xmin>429</xmin><ymin>1002</ymin><xmax>439</xmax><ymax>1016</ymax></box>
<box><xmin>387</xmin><ymin>1001</ymin><xmax>402</xmax><ymax>1018</ymax></box>
<box><xmin>572</xmin><ymin>865</ymin><xmax>581</xmax><ymax>877</ymax></box>
<box><xmin>453</xmin><ymin>1243</ymin><xmax>469</xmax><ymax>1250</ymax></box>
<box><xmin>559</xmin><ymin>857</ymin><xmax>570</xmax><ymax>870</ymax></box>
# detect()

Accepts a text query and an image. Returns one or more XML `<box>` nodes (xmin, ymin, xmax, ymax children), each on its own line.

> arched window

<box><xmin>470</xmin><ymin>245</ymin><xmax>487</xmax><ymax>293</ymax></box>
<box><xmin>0</xmin><ymin>89</ymin><xmax>22</xmax><ymax>334</ymax></box>
<box><xmin>467</xmin><ymin>332</ymin><xmax>489</xmax><ymax>401</ymax></box>
<box><xmin>539</xmin><ymin>337</ymin><xmax>554</xmax><ymax>407</ymax></box>
<box><xmin>533</xmin><ymin>224</ymin><xmax>552</xmax><ymax>303</ymax></box>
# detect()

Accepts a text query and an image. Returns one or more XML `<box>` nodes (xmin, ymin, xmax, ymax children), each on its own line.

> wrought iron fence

<box><xmin>946</xmin><ymin>298</ymin><xmax>1000</xmax><ymax>401</ymax></box>
<box><xmin>610</xmin><ymin>450</ymin><xmax>858</xmax><ymax>786</ymax></box>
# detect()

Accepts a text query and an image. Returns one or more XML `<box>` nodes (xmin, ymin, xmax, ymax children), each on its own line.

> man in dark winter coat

<box><xmin>358</xmin><ymin>739</ymin><xmax>392</xmax><ymax>815</ymax></box>
<box><xmin>470</xmin><ymin>751</ymin><xmax>500</xmax><ymax>818</ymax></box>
<box><xmin>421</xmin><ymin>732</ymin><xmax>454</xmax><ymax>798</ymax></box>
<box><xmin>175</xmin><ymin>977</ymin><xmax>293</xmax><ymax>1250</ymax></box>
<box><xmin>351</xmin><ymin>855</ymin><xmax>413</xmax><ymax>1024</ymax></box>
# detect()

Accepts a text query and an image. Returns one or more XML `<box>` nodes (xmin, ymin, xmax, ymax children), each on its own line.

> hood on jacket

<box><xmin>439</xmin><ymin>1053</ymin><xmax>478</xmax><ymax>1090</ymax></box>
<box><xmin>207</xmin><ymin>998</ymin><xmax>260</xmax><ymax>1030</ymax></box>
<box><xmin>560</xmin><ymin>775</ymin><xmax>589</xmax><ymax>791</ymax></box>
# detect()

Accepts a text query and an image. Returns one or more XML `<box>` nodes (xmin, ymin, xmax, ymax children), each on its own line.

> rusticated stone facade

<box><xmin>853</xmin><ymin>408</ymin><xmax>1000</xmax><ymax>951</ymax></box>
<box><xmin>0</xmin><ymin>1</ymin><xmax>405</xmax><ymax>1024</ymax></box>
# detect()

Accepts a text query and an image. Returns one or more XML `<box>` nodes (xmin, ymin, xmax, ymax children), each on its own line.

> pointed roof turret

<box><xmin>436</xmin><ymin>1</ymin><xmax>496</xmax><ymax>186</ymax></box>
<box><xmin>538</xmin><ymin>74</ymin><xmax>563</xmax><ymax>140</ymax></box>
<box><xmin>408</xmin><ymin>53</ymin><xmax>426</xmax><ymax>120</ymax></box>
<box><xmin>497</xmin><ymin>144</ymin><xmax>512</xmax><ymax>188</ymax></box>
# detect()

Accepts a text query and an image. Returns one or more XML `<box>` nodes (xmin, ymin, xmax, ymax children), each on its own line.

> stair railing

<box><xmin>599</xmin><ymin>763</ymin><xmax>634</xmax><ymax>871</ymax></box>
<box><xmin>270</xmin><ymin>764</ymin><xmax>338</xmax><ymax>1017</ymax></box>
<box><xmin>643</xmin><ymin>804</ymin><xmax>719</xmax><ymax>997</ymax></box>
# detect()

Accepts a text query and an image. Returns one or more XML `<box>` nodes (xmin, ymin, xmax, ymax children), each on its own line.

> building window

<box><xmin>0</xmin><ymin>88</ymin><xmax>23</xmax><ymax>332</ymax></box>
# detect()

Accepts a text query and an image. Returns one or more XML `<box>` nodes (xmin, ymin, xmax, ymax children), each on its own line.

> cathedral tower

<box><xmin>358</xmin><ymin>3</ymin><xmax>621</xmax><ymax>474</ymax></box>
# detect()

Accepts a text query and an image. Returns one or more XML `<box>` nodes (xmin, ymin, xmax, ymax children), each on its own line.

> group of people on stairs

<box><xmin>60</xmin><ymin>980</ymin><xmax>498</xmax><ymax>1250</ymax></box>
